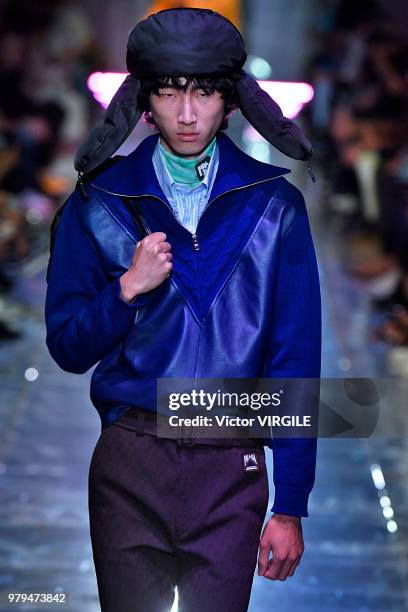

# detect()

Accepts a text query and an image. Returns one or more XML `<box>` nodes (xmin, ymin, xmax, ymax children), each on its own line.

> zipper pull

<box><xmin>192</xmin><ymin>233</ymin><xmax>200</xmax><ymax>251</ymax></box>
<box><xmin>306</xmin><ymin>159</ymin><xmax>316</xmax><ymax>183</ymax></box>
<box><xmin>76</xmin><ymin>172</ymin><xmax>90</xmax><ymax>201</ymax></box>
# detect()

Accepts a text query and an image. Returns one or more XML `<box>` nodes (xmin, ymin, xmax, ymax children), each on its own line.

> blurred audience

<box><xmin>0</xmin><ymin>0</ymin><xmax>106</xmax><ymax>341</ymax></box>
<box><xmin>305</xmin><ymin>0</ymin><xmax>408</xmax><ymax>362</ymax></box>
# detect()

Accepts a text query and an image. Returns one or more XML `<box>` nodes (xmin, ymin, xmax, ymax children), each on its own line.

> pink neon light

<box><xmin>87</xmin><ymin>72</ymin><xmax>127</xmax><ymax>108</ymax></box>
<box><xmin>87</xmin><ymin>72</ymin><xmax>314</xmax><ymax>119</ymax></box>
<box><xmin>257</xmin><ymin>80</ymin><xmax>314</xmax><ymax>118</ymax></box>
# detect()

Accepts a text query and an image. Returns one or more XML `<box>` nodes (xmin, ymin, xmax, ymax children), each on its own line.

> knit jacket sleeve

<box><xmin>45</xmin><ymin>188</ymin><xmax>149</xmax><ymax>374</ymax></box>
<box><xmin>263</xmin><ymin>182</ymin><xmax>322</xmax><ymax>518</ymax></box>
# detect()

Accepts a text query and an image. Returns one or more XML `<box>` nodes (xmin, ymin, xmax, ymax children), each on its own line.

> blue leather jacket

<box><xmin>45</xmin><ymin>132</ymin><xmax>321</xmax><ymax>517</ymax></box>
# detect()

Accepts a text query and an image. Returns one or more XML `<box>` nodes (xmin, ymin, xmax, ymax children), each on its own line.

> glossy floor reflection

<box><xmin>0</xmin><ymin>181</ymin><xmax>407</xmax><ymax>612</ymax></box>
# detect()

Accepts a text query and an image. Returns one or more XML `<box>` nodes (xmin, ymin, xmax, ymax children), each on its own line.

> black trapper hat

<box><xmin>74</xmin><ymin>8</ymin><xmax>314</xmax><ymax>177</ymax></box>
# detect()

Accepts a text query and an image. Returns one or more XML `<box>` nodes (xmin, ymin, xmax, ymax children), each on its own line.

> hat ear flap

<box><xmin>74</xmin><ymin>75</ymin><xmax>143</xmax><ymax>175</ymax></box>
<box><xmin>235</xmin><ymin>70</ymin><xmax>313</xmax><ymax>161</ymax></box>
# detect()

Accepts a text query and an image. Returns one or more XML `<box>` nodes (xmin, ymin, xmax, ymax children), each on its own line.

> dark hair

<box><xmin>137</xmin><ymin>75</ymin><xmax>238</xmax><ymax>130</ymax></box>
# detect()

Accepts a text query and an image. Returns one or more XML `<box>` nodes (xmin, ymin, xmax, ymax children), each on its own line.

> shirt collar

<box><xmin>153</xmin><ymin>137</ymin><xmax>219</xmax><ymax>193</ymax></box>
<box><xmin>89</xmin><ymin>132</ymin><xmax>291</xmax><ymax>200</ymax></box>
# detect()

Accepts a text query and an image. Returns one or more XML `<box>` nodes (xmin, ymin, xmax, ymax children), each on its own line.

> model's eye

<box><xmin>197</xmin><ymin>90</ymin><xmax>209</xmax><ymax>97</ymax></box>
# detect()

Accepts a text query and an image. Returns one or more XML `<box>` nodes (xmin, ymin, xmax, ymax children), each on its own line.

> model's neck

<box><xmin>158</xmin><ymin>136</ymin><xmax>216</xmax><ymax>186</ymax></box>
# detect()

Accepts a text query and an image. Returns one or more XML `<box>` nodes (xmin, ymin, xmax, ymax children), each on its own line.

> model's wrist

<box><xmin>272</xmin><ymin>513</ymin><xmax>301</xmax><ymax>523</ymax></box>
<box><xmin>119</xmin><ymin>273</ymin><xmax>143</xmax><ymax>304</ymax></box>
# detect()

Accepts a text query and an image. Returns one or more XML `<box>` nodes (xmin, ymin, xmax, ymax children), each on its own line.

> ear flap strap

<box><xmin>74</xmin><ymin>75</ymin><xmax>143</xmax><ymax>174</ymax></box>
<box><xmin>235</xmin><ymin>70</ymin><xmax>313</xmax><ymax>162</ymax></box>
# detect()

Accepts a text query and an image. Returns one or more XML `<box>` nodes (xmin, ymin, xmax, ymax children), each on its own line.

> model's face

<box><xmin>149</xmin><ymin>78</ymin><xmax>225</xmax><ymax>158</ymax></box>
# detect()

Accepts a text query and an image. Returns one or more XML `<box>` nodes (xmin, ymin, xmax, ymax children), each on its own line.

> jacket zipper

<box><xmin>90</xmin><ymin>175</ymin><xmax>287</xmax><ymax>252</ymax></box>
<box><xmin>91</xmin><ymin>182</ymin><xmax>200</xmax><ymax>249</ymax></box>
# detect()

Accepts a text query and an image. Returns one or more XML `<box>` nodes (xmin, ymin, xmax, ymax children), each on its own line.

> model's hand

<box><xmin>119</xmin><ymin>232</ymin><xmax>173</xmax><ymax>303</ymax></box>
<box><xmin>257</xmin><ymin>513</ymin><xmax>304</xmax><ymax>580</ymax></box>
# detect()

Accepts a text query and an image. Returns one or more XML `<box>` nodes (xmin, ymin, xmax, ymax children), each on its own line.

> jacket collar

<box><xmin>89</xmin><ymin>132</ymin><xmax>291</xmax><ymax>201</ymax></box>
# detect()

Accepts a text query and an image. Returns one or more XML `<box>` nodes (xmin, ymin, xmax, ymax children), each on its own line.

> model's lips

<box><xmin>177</xmin><ymin>133</ymin><xmax>199</xmax><ymax>141</ymax></box>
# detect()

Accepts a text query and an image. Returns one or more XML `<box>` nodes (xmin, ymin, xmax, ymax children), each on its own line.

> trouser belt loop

<box><xmin>135</xmin><ymin>412</ymin><xmax>145</xmax><ymax>436</ymax></box>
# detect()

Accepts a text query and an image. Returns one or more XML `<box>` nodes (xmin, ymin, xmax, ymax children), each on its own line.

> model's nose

<box><xmin>178</xmin><ymin>95</ymin><xmax>197</xmax><ymax>125</ymax></box>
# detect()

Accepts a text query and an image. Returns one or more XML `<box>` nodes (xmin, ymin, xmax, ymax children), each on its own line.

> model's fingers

<box><xmin>263</xmin><ymin>555</ymin><xmax>284</xmax><ymax>580</ymax></box>
<box><xmin>257</xmin><ymin>543</ymin><xmax>270</xmax><ymax>576</ymax></box>
<box><xmin>287</xmin><ymin>559</ymin><xmax>301</xmax><ymax>577</ymax></box>
<box><xmin>276</xmin><ymin>558</ymin><xmax>296</xmax><ymax>581</ymax></box>
<box><xmin>158</xmin><ymin>252</ymin><xmax>173</xmax><ymax>262</ymax></box>
<box><xmin>157</xmin><ymin>241</ymin><xmax>172</xmax><ymax>253</ymax></box>
<box><xmin>144</xmin><ymin>231</ymin><xmax>167</xmax><ymax>245</ymax></box>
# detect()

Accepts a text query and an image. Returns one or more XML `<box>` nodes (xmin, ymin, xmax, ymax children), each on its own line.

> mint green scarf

<box><xmin>159</xmin><ymin>136</ymin><xmax>216</xmax><ymax>187</ymax></box>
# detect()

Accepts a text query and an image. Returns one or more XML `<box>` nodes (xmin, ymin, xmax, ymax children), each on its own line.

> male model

<box><xmin>45</xmin><ymin>8</ymin><xmax>321</xmax><ymax>612</ymax></box>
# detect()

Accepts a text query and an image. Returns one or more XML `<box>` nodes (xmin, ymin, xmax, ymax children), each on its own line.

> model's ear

<box><xmin>235</xmin><ymin>70</ymin><xmax>313</xmax><ymax>161</ymax></box>
<box><xmin>74</xmin><ymin>75</ymin><xmax>143</xmax><ymax>175</ymax></box>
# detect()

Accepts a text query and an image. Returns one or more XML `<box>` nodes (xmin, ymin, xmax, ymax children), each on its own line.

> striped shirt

<box><xmin>152</xmin><ymin>138</ymin><xmax>220</xmax><ymax>234</ymax></box>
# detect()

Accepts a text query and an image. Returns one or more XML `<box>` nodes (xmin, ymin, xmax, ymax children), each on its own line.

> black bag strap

<box><xmin>120</xmin><ymin>196</ymin><xmax>151</xmax><ymax>239</ymax></box>
<box><xmin>46</xmin><ymin>156</ymin><xmax>127</xmax><ymax>284</ymax></box>
<box><xmin>46</xmin><ymin>189</ymin><xmax>152</xmax><ymax>284</ymax></box>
